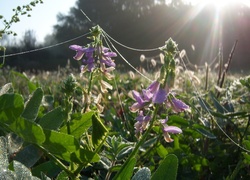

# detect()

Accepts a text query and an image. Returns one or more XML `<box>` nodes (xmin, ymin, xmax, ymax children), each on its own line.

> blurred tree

<box><xmin>3</xmin><ymin>0</ymin><xmax>250</xmax><ymax>72</ymax></box>
<box><xmin>21</xmin><ymin>30</ymin><xmax>37</xmax><ymax>50</ymax></box>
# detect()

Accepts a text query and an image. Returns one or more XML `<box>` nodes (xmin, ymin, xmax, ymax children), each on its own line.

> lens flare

<box><xmin>187</xmin><ymin>0</ymin><xmax>250</xmax><ymax>9</ymax></box>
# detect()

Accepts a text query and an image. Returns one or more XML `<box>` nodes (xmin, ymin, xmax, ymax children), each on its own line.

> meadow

<box><xmin>1</xmin><ymin>25</ymin><xmax>250</xmax><ymax>180</ymax></box>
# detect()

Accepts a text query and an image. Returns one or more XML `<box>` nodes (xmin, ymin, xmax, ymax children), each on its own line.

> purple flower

<box><xmin>130</xmin><ymin>81</ymin><xmax>161</xmax><ymax>112</ymax></box>
<box><xmin>69</xmin><ymin>45</ymin><xmax>88</xmax><ymax>60</ymax></box>
<box><xmin>100</xmin><ymin>52</ymin><xmax>117</xmax><ymax>67</ymax></box>
<box><xmin>98</xmin><ymin>46</ymin><xmax>117</xmax><ymax>67</ymax></box>
<box><xmin>161</xmin><ymin>117</ymin><xmax>182</xmax><ymax>142</ymax></box>
<box><xmin>70</xmin><ymin>45</ymin><xmax>117</xmax><ymax>72</ymax></box>
<box><xmin>130</xmin><ymin>90</ymin><xmax>148</xmax><ymax>112</ymax></box>
<box><xmin>170</xmin><ymin>97</ymin><xmax>189</xmax><ymax>113</ymax></box>
<box><xmin>134</xmin><ymin>111</ymin><xmax>151</xmax><ymax>133</ymax></box>
<box><xmin>152</xmin><ymin>89</ymin><xmax>167</xmax><ymax>104</ymax></box>
<box><xmin>83</xmin><ymin>56</ymin><xmax>95</xmax><ymax>71</ymax></box>
<box><xmin>70</xmin><ymin>45</ymin><xmax>96</xmax><ymax>71</ymax></box>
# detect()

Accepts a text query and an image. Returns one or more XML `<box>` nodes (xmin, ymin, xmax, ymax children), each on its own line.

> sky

<box><xmin>0</xmin><ymin>0</ymin><xmax>77</xmax><ymax>43</ymax></box>
<box><xmin>1</xmin><ymin>0</ymin><xmax>250</xmax><ymax>44</ymax></box>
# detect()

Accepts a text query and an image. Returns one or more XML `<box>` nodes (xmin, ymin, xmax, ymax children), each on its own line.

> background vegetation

<box><xmin>1</xmin><ymin>0</ymin><xmax>250</xmax><ymax>72</ymax></box>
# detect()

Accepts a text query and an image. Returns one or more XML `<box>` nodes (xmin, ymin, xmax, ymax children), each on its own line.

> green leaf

<box><xmin>169</xmin><ymin>115</ymin><xmax>189</xmax><ymax>126</ymax></box>
<box><xmin>73</xmin><ymin>147</ymin><xmax>100</xmax><ymax>164</ymax></box>
<box><xmin>8</xmin><ymin>118</ymin><xmax>45</xmax><ymax>144</ymax></box>
<box><xmin>210</xmin><ymin>111</ymin><xmax>227</xmax><ymax>119</ymax></box>
<box><xmin>114</xmin><ymin>157</ymin><xmax>136</xmax><ymax>180</ymax></box>
<box><xmin>151</xmin><ymin>154</ymin><xmax>178</xmax><ymax>180</ymax></box>
<box><xmin>56</xmin><ymin>171</ymin><xmax>68</xmax><ymax>180</ymax></box>
<box><xmin>28</xmin><ymin>81</ymin><xmax>38</xmax><ymax>94</ymax></box>
<box><xmin>209</xmin><ymin>92</ymin><xmax>226</xmax><ymax>113</ymax></box>
<box><xmin>60</xmin><ymin>111</ymin><xmax>94</xmax><ymax>139</ymax></box>
<box><xmin>243</xmin><ymin>140</ymin><xmax>250</xmax><ymax>150</ymax></box>
<box><xmin>0</xmin><ymin>137</ymin><xmax>8</xmax><ymax>170</ymax></box>
<box><xmin>240</xmin><ymin>75</ymin><xmax>250</xmax><ymax>90</ymax></box>
<box><xmin>156</xmin><ymin>144</ymin><xmax>168</xmax><ymax>158</ymax></box>
<box><xmin>32</xmin><ymin>161</ymin><xmax>61</xmax><ymax>178</ymax></box>
<box><xmin>193</xmin><ymin>124</ymin><xmax>216</xmax><ymax>139</ymax></box>
<box><xmin>225</xmin><ymin>112</ymin><xmax>247</xmax><ymax>117</ymax></box>
<box><xmin>92</xmin><ymin>114</ymin><xmax>108</xmax><ymax>148</ymax></box>
<box><xmin>42</xmin><ymin>130</ymin><xmax>80</xmax><ymax>162</ymax></box>
<box><xmin>22</xmin><ymin>87</ymin><xmax>43</xmax><ymax>121</ymax></box>
<box><xmin>197</xmin><ymin>97</ymin><xmax>212</xmax><ymax>113</ymax></box>
<box><xmin>39</xmin><ymin>107</ymin><xmax>64</xmax><ymax>130</ymax></box>
<box><xmin>11</xmin><ymin>71</ymin><xmax>38</xmax><ymax>94</ymax></box>
<box><xmin>132</xmin><ymin>167</ymin><xmax>151</xmax><ymax>180</ymax></box>
<box><xmin>0</xmin><ymin>93</ymin><xmax>24</xmax><ymax>124</ymax></box>
<box><xmin>42</xmin><ymin>95</ymin><xmax>54</xmax><ymax>107</ymax></box>
<box><xmin>242</xmin><ymin>152</ymin><xmax>250</xmax><ymax>165</ymax></box>
<box><xmin>40</xmin><ymin>173</ymin><xmax>51</xmax><ymax>180</ymax></box>
<box><xmin>14</xmin><ymin>144</ymin><xmax>43</xmax><ymax>168</ymax></box>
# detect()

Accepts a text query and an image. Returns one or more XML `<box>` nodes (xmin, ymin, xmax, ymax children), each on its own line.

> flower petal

<box><xmin>100</xmin><ymin>58</ymin><xmax>116</xmax><ymax>67</ymax></box>
<box><xmin>163</xmin><ymin>126</ymin><xmax>182</xmax><ymax>134</ymax></box>
<box><xmin>147</xmin><ymin>81</ymin><xmax>160</xmax><ymax>93</ymax></box>
<box><xmin>163</xmin><ymin>132</ymin><xmax>174</xmax><ymax>143</ymax></box>
<box><xmin>171</xmin><ymin>98</ymin><xmax>189</xmax><ymax>112</ymax></box>
<box><xmin>69</xmin><ymin>45</ymin><xmax>87</xmax><ymax>60</ymax></box>
<box><xmin>69</xmin><ymin>45</ymin><xmax>85</xmax><ymax>51</ymax></box>
<box><xmin>130</xmin><ymin>102</ymin><xmax>144</xmax><ymax>112</ymax></box>
<box><xmin>152</xmin><ymin>89</ymin><xmax>167</xmax><ymax>103</ymax></box>
<box><xmin>104</xmin><ymin>52</ymin><xmax>117</xmax><ymax>57</ymax></box>
<box><xmin>132</xmin><ymin>90</ymin><xmax>144</xmax><ymax>104</ymax></box>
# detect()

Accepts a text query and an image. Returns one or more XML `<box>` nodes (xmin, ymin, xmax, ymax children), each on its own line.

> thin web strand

<box><xmin>103</xmin><ymin>29</ymin><xmax>161</xmax><ymax>52</ymax></box>
<box><xmin>182</xmin><ymin>50</ymin><xmax>220</xmax><ymax>70</ymax></box>
<box><xmin>178</xmin><ymin>47</ymin><xmax>250</xmax><ymax>153</ymax></box>
<box><xmin>80</xmin><ymin>9</ymin><xmax>92</xmax><ymax>22</ymax></box>
<box><xmin>102</xmin><ymin>31</ymin><xmax>153</xmax><ymax>82</ymax></box>
<box><xmin>0</xmin><ymin>32</ymin><xmax>91</xmax><ymax>58</ymax></box>
<box><xmin>102</xmin><ymin>33</ymin><xmax>128</xmax><ymax>122</ymax></box>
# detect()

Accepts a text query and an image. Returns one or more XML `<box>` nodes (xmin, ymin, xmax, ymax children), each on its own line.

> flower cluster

<box><xmin>68</xmin><ymin>26</ymin><xmax>117</xmax><ymax>113</ymax></box>
<box><xmin>69</xmin><ymin>45</ymin><xmax>117</xmax><ymax>73</ymax></box>
<box><xmin>130</xmin><ymin>80</ymin><xmax>189</xmax><ymax>142</ymax></box>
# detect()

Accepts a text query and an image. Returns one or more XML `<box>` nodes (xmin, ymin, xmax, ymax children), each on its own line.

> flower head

<box><xmin>134</xmin><ymin>111</ymin><xmax>151</xmax><ymax>133</ymax></box>
<box><xmin>69</xmin><ymin>45</ymin><xmax>88</xmax><ymax>60</ymax></box>
<box><xmin>130</xmin><ymin>81</ymin><xmax>161</xmax><ymax>112</ymax></box>
<box><xmin>161</xmin><ymin>117</ymin><xmax>182</xmax><ymax>142</ymax></box>
<box><xmin>170</xmin><ymin>97</ymin><xmax>190</xmax><ymax>113</ymax></box>
<box><xmin>101</xmin><ymin>50</ymin><xmax>117</xmax><ymax>67</ymax></box>
<box><xmin>70</xmin><ymin>45</ymin><xmax>116</xmax><ymax>72</ymax></box>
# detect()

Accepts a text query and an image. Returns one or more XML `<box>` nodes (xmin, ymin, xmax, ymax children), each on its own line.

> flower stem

<box><xmin>114</xmin><ymin>105</ymin><xmax>159</xmax><ymax>179</ymax></box>
<box><xmin>37</xmin><ymin>145</ymin><xmax>76</xmax><ymax>179</ymax></box>
<box><xmin>83</xmin><ymin>71</ymin><xmax>94</xmax><ymax>113</ymax></box>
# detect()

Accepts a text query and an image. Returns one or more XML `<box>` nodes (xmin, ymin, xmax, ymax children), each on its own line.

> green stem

<box><xmin>83</xmin><ymin>71</ymin><xmax>94</xmax><ymax>113</ymax></box>
<box><xmin>241</xmin><ymin>115</ymin><xmax>250</xmax><ymax>143</ymax></box>
<box><xmin>73</xmin><ymin>117</ymin><xmax>109</xmax><ymax>176</ymax></box>
<box><xmin>37</xmin><ymin>145</ymin><xmax>75</xmax><ymax>179</ymax></box>
<box><xmin>113</xmin><ymin>105</ymin><xmax>159</xmax><ymax>179</ymax></box>
<box><xmin>105</xmin><ymin>160</ymin><xmax>116</xmax><ymax>180</ymax></box>
<box><xmin>65</xmin><ymin>97</ymin><xmax>72</xmax><ymax>135</ymax></box>
<box><xmin>138</xmin><ymin>134</ymin><xmax>161</xmax><ymax>164</ymax></box>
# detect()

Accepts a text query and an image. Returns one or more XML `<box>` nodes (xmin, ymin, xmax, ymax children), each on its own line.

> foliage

<box><xmin>1</xmin><ymin>1</ymin><xmax>250</xmax><ymax>179</ymax></box>
<box><xmin>1</xmin><ymin>23</ymin><xmax>250</xmax><ymax>178</ymax></box>
<box><xmin>1</xmin><ymin>59</ymin><xmax>250</xmax><ymax>179</ymax></box>
<box><xmin>0</xmin><ymin>0</ymin><xmax>43</xmax><ymax>38</ymax></box>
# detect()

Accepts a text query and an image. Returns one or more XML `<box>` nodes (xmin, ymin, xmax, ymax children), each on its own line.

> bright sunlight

<box><xmin>187</xmin><ymin>0</ymin><xmax>250</xmax><ymax>8</ymax></box>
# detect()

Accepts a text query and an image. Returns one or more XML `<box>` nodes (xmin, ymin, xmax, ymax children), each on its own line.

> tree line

<box><xmin>2</xmin><ymin>0</ymin><xmax>250</xmax><ymax>72</ymax></box>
